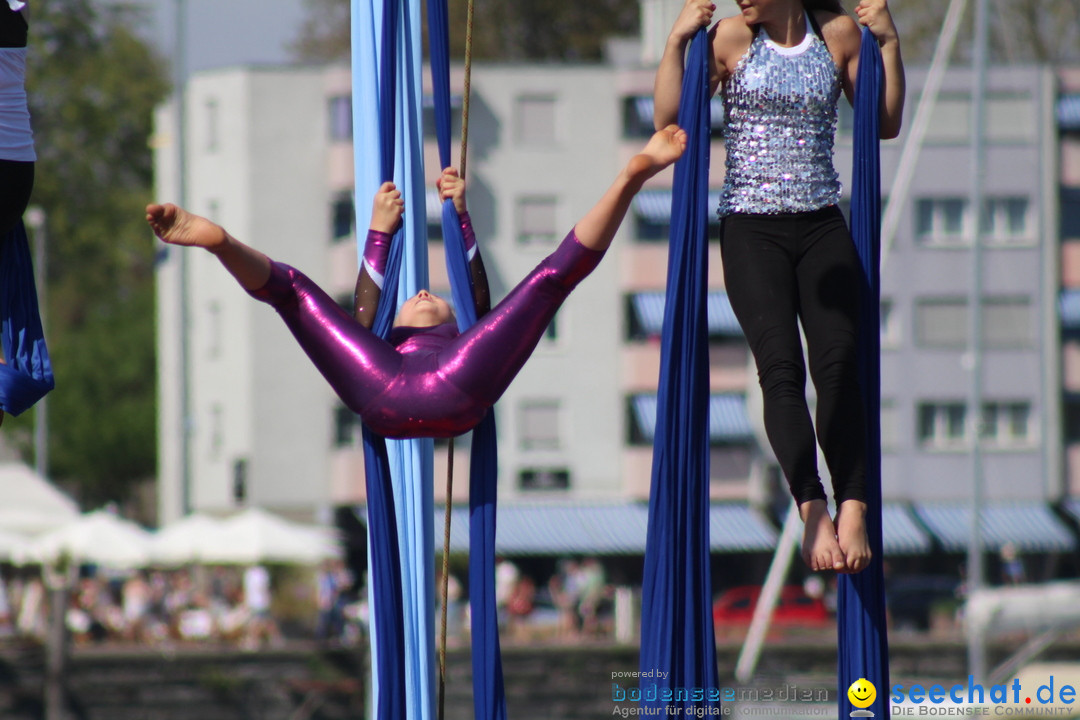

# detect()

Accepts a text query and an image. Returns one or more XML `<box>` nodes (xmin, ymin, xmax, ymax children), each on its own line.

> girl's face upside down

<box><xmin>394</xmin><ymin>289</ymin><xmax>455</xmax><ymax>328</ymax></box>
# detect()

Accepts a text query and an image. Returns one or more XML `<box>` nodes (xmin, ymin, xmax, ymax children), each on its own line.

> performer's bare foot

<box><xmin>625</xmin><ymin>125</ymin><xmax>687</xmax><ymax>185</ymax></box>
<box><xmin>835</xmin><ymin>499</ymin><xmax>872</xmax><ymax>573</ymax></box>
<box><xmin>146</xmin><ymin>203</ymin><xmax>229</xmax><ymax>252</ymax></box>
<box><xmin>800</xmin><ymin>499</ymin><xmax>846</xmax><ymax>572</ymax></box>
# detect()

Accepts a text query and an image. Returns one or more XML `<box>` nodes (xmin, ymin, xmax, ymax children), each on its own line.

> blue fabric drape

<box><xmin>837</xmin><ymin>27</ymin><xmax>888</xmax><ymax>719</ymax></box>
<box><xmin>638</xmin><ymin>28</ymin><xmax>719</xmax><ymax>712</ymax></box>
<box><xmin>0</xmin><ymin>220</ymin><xmax>54</xmax><ymax>415</ymax></box>
<box><xmin>425</xmin><ymin>2</ymin><xmax>506</xmax><ymax>717</ymax></box>
<box><xmin>353</xmin><ymin>0</ymin><xmax>435</xmax><ymax>718</ymax></box>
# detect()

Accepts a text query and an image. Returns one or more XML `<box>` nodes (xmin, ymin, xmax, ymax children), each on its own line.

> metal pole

<box><xmin>25</xmin><ymin>206</ymin><xmax>47</xmax><ymax>477</ymax></box>
<box><xmin>966</xmin><ymin>0</ymin><xmax>989</xmax><ymax>684</ymax></box>
<box><xmin>175</xmin><ymin>0</ymin><xmax>192</xmax><ymax>516</ymax></box>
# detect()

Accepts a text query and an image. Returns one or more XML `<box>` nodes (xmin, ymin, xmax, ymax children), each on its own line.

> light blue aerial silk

<box><xmin>837</xmin><ymin>27</ymin><xmax>888</xmax><ymax>719</ymax></box>
<box><xmin>639</xmin><ymin>27</ymin><xmax>720</xmax><ymax>714</ymax></box>
<box><xmin>352</xmin><ymin>0</ymin><xmax>435</xmax><ymax>718</ymax></box>
<box><xmin>424</xmin><ymin>2</ymin><xmax>507</xmax><ymax>718</ymax></box>
<box><xmin>0</xmin><ymin>220</ymin><xmax>54</xmax><ymax>416</ymax></box>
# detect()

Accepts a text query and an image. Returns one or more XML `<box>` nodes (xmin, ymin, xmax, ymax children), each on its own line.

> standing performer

<box><xmin>654</xmin><ymin>0</ymin><xmax>905</xmax><ymax>574</ymax></box>
<box><xmin>147</xmin><ymin>126</ymin><xmax>687</xmax><ymax>438</ymax></box>
<box><xmin>0</xmin><ymin>0</ymin><xmax>33</xmax><ymax>237</ymax></box>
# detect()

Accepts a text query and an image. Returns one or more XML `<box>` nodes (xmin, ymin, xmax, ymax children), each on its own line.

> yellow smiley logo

<box><xmin>847</xmin><ymin>678</ymin><xmax>877</xmax><ymax>709</ymax></box>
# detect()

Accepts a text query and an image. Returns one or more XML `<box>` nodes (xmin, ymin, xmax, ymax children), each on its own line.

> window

<box><xmin>207</xmin><ymin>300</ymin><xmax>223</xmax><ymax>359</ymax></box>
<box><xmin>880</xmin><ymin>299</ymin><xmax>900</xmax><ymax>348</ymax></box>
<box><xmin>519</xmin><ymin>400</ymin><xmax>560</xmax><ymax>450</ymax></box>
<box><xmin>209</xmin><ymin>403</ymin><xmax>224</xmax><ymax>459</ymax></box>
<box><xmin>329</xmin><ymin>95</ymin><xmax>352</xmax><ymax>141</ymax></box>
<box><xmin>709</xmin><ymin>445</ymin><xmax>752</xmax><ymax>482</ymax></box>
<box><xmin>331</xmin><ymin>192</ymin><xmax>355</xmax><ymax>241</ymax></box>
<box><xmin>917</xmin><ymin>402</ymin><xmax>967</xmax><ymax>448</ymax></box>
<box><xmin>915</xmin><ymin>198</ymin><xmax>968</xmax><ymax>245</ymax></box>
<box><xmin>915</xmin><ymin>298</ymin><xmax>968</xmax><ymax>348</ymax></box>
<box><xmin>519</xmin><ymin>468</ymin><xmax>570</xmax><ymax>491</ymax></box>
<box><xmin>980</xmin><ymin>402</ymin><xmax>1031</xmax><ymax>446</ymax></box>
<box><xmin>880</xmin><ymin>400</ymin><xmax>898</xmax><ymax>451</ymax></box>
<box><xmin>233</xmin><ymin>458</ymin><xmax>247</xmax><ymax>505</ymax></box>
<box><xmin>517</xmin><ymin>196</ymin><xmax>558</xmax><ymax>245</ymax></box>
<box><xmin>515</xmin><ymin>95</ymin><xmax>556</xmax><ymax>146</ymax></box>
<box><xmin>204</xmin><ymin>98</ymin><xmax>220</xmax><ymax>153</ymax></box>
<box><xmin>544</xmin><ymin>313</ymin><xmax>559</xmax><ymax>343</ymax></box>
<box><xmin>334</xmin><ymin>405</ymin><xmax>362</xmax><ymax>447</ymax></box>
<box><xmin>982</xmin><ymin>297</ymin><xmax>1033</xmax><ymax>348</ymax></box>
<box><xmin>980</xmin><ymin>197</ymin><xmax>1031</xmax><ymax>244</ymax></box>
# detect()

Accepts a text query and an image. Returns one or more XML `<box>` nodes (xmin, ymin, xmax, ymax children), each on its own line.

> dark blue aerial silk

<box><xmin>837</xmin><ymin>27</ymin><xmax>888</xmax><ymax>719</ymax></box>
<box><xmin>0</xmin><ymin>220</ymin><xmax>54</xmax><ymax>416</ymax></box>
<box><xmin>426</xmin><ymin>1</ymin><xmax>505</xmax><ymax>717</ymax></box>
<box><xmin>639</xmin><ymin>27</ymin><xmax>719</xmax><ymax>713</ymax></box>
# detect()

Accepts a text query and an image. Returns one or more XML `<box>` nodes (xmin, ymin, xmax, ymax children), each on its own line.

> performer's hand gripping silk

<box><xmin>147</xmin><ymin>127</ymin><xmax>687</xmax><ymax>438</ymax></box>
<box><xmin>654</xmin><ymin>0</ymin><xmax>906</xmax><ymax>574</ymax></box>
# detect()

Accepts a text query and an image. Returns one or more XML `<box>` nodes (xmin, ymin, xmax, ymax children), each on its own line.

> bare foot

<box><xmin>835</xmin><ymin>499</ymin><xmax>872</xmax><ymax>574</ymax></box>
<box><xmin>625</xmin><ymin>125</ymin><xmax>688</xmax><ymax>184</ymax></box>
<box><xmin>799</xmin><ymin>499</ymin><xmax>846</xmax><ymax>572</ymax></box>
<box><xmin>146</xmin><ymin>203</ymin><xmax>229</xmax><ymax>252</ymax></box>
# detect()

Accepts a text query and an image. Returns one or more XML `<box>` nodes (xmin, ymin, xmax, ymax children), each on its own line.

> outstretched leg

<box><xmin>574</xmin><ymin>125</ymin><xmax>687</xmax><ymax>252</ymax></box>
<box><xmin>443</xmin><ymin>126</ymin><xmax>687</xmax><ymax>406</ymax></box>
<box><xmin>147</xmin><ymin>203</ymin><xmax>272</xmax><ymax>291</ymax></box>
<box><xmin>146</xmin><ymin>203</ymin><xmax>402</xmax><ymax>418</ymax></box>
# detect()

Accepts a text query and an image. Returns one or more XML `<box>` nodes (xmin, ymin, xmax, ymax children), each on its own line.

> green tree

<box><xmin>888</xmin><ymin>0</ymin><xmax>1080</xmax><ymax>65</ymax></box>
<box><xmin>291</xmin><ymin>0</ymin><xmax>640</xmax><ymax>63</ymax></box>
<box><xmin>13</xmin><ymin>0</ymin><xmax>170</xmax><ymax>508</ymax></box>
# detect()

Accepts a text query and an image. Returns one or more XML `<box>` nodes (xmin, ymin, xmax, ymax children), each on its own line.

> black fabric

<box><xmin>720</xmin><ymin>205</ymin><xmax>866</xmax><ymax>506</ymax></box>
<box><xmin>0</xmin><ymin>160</ymin><xmax>33</xmax><ymax>235</ymax></box>
<box><xmin>0</xmin><ymin>8</ymin><xmax>27</xmax><ymax>49</ymax></box>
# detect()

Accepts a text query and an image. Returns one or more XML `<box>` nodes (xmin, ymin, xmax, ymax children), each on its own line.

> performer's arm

<box><xmin>653</xmin><ymin>0</ymin><xmax>722</xmax><ymax>130</ymax></box>
<box><xmin>838</xmin><ymin>0</ymin><xmax>905</xmax><ymax>139</ymax></box>
<box><xmin>353</xmin><ymin>182</ymin><xmax>404</xmax><ymax>329</ymax></box>
<box><xmin>439</xmin><ymin>168</ymin><xmax>490</xmax><ymax>318</ymax></box>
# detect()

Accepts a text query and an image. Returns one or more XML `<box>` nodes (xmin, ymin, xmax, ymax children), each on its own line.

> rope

<box><xmin>458</xmin><ymin>0</ymin><xmax>475</xmax><ymax>179</ymax></box>
<box><xmin>438</xmin><ymin>0</ymin><xmax>475</xmax><ymax>715</ymax></box>
<box><xmin>437</xmin><ymin>438</ymin><xmax>454</xmax><ymax>720</ymax></box>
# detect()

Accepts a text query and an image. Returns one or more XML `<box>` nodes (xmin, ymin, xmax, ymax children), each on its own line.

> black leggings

<box><xmin>1</xmin><ymin>6</ymin><xmax>32</xmax><ymax>235</ymax></box>
<box><xmin>720</xmin><ymin>205</ymin><xmax>866</xmax><ymax>506</ymax></box>
<box><xmin>0</xmin><ymin>160</ymin><xmax>33</xmax><ymax>235</ymax></box>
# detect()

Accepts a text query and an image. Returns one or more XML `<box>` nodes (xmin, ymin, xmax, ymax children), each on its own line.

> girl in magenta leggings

<box><xmin>146</xmin><ymin>127</ymin><xmax>687</xmax><ymax>437</ymax></box>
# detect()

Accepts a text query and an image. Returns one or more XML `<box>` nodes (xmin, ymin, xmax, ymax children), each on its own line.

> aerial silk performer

<box><xmin>638</xmin><ymin>26</ymin><xmax>720</xmax><ymax>715</ymax></box>
<box><xmin>352</xmin><ymin>0</ymin><xmax>433</xmax><ymax>717</ymax></box>
<box><xmin>837</xmin><ymin>26</ymin><xmax>888</xmax><ymax>720</ymax></box>
<box><xmin>0</xmin><ymin>1</ymin><xmax>53</xmax><ymax>423</ymax></box>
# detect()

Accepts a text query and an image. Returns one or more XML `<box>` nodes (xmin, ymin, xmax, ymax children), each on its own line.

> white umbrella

<box><xmin>0</xmin><ymin>463</ymin><xmax>79</xmax><ymax>535</ymax></box>
<box><xmin>0</xmin><ymin>527</ymin><xmax>30</xmax><ymax>562</ymax></box>
<box><xmin>20</xmin><ymin>510</ymin><xmax>153</xmax><ymax>569</ymax></box>
<box><xmin>198</xmin><ymin>507</ymin><xmax>340</xmax><ymax>565</ymax></box>
<box><xmin>148</xmin><ymin>513</ymin><xmax>228</xmax><ymax>566</ymax></box>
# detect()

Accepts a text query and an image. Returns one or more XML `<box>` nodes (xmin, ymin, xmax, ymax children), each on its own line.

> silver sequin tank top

<box><xmin>717</xmin><ymin>17</ymin><xmax>841</xmax><ymax>216</ymax></box>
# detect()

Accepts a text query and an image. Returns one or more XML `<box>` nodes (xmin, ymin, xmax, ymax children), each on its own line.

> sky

<box><xmin>115</xmin><ymin>0</ymin><xmax>309</xmax><ymax>76</ymax></box>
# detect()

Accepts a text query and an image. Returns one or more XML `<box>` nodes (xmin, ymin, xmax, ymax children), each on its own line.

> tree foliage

<box><xmin>882</xmin><ymin>0</ymin><xmax>1080</xmax><ymax>65</ymax></box>
<box><xmin>14</xmin><ymin>0</ymin><xmax>169</xmax><ymax>508</ymax></box>
<box><xmin>292</xmin><ymin>0</ymin><xmax>1080</xmax><ymax>66</ymax></box>
<box><xmin>291</xmin><ymin>0</ymin><xmax>640</xmax><ymax>63</ymax></box>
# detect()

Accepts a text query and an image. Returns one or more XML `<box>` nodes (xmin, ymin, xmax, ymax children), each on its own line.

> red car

<box><xmin>712</xmin><ymin>585</ymin><xmax>831</xmax><ymax>630</ymax></box>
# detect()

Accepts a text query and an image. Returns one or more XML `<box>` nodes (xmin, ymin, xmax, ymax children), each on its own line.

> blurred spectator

<box><xmin>242</xmin><ymin>564</ymin><xmax>281</xmax><ymax>649</ymax></box>
<box><xmin>506</xmin><ymin>575</ymin><xmax>536</xmax><ymax>640</ymax></box>
<box><xmin>550</xmin><ymin>559</ymin><xmax>582</xmax><ymax>640</ymax></box>
<box><xmin>494</xmin><ymin>557</ymin><xmax>519</xmax><ymax>630</ymax></box>
<box><xmin>1000</xmin><ymin>543</ymin><xmax>1026</xmax><ymax>585</ymax></box>
<box><xmin>577</xmin><ymin>558</ymin><xmax>607</xmax><ymax>636</ymax></box>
